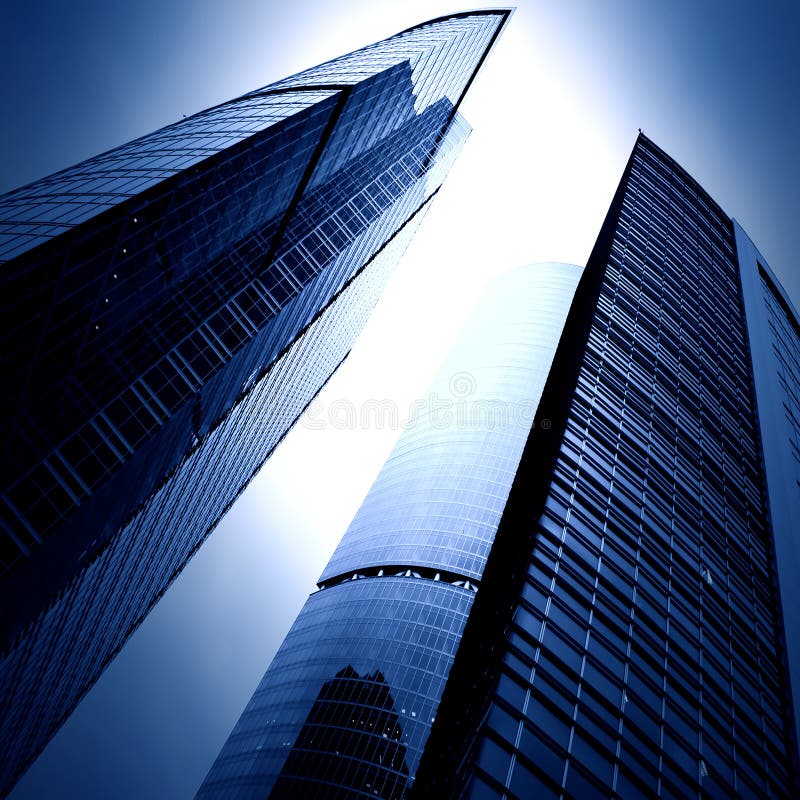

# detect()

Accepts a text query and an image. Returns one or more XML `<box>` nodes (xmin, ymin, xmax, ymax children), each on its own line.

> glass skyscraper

<box><xmin>197</xmin><ymin>262</ymin><xmax>583</xmax><ymax>798</ymax></box>
<box><xmin>0</xmin><ymin>11</ymin><xmax>511</xmax><ymax>796</ymax></box>
<box><xmin>201</xmin><ymin>134</ymin><xmax>800</xmax><ymax>799</ymax></box>
<box><xmin>416</xmin><ymin>134</ymin><xmax>800</xmax><ymax>799</ymax></box>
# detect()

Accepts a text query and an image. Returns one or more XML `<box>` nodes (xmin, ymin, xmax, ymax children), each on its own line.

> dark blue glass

<box><xmin>417</xmin><ymin>134</ymin><xmax>799</xmax><ymax>799</ymax></box>
<box><xmin>0</xmin><ymin>11</ymin><xmax>510</xmax><ymax>795</ymax></box>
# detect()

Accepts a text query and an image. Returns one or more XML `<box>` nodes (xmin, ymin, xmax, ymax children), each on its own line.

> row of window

<box><xmin>464</xmin><ymin>138</ymin><xmax>793</xmax><ymax>798</ymax></box>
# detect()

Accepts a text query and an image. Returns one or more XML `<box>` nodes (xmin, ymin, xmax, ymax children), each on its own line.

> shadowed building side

<box><xmin>0</xmin><ymin>11</ymin><xmax>512</xmax><ymax>796</ymax></box>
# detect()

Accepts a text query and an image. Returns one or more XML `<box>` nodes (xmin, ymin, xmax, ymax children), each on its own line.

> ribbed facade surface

<box><xmin>0</xmin><ymin>11</ymin><xmax>510</xmax><ymax>795</ymax></box>
<box><xmin>734</xmin><ymin>221</ymin><xmax>800</xmax><ymax>758</ymax></box>
<box><xmin>415</xmin><ymin>135</ymin><xmax>799</xmax><ymax>799</ymax></box>
<box><xmin>196</xmin><ymin>263</ymin><xmax>582</xmax><ymax>798</ymax></box>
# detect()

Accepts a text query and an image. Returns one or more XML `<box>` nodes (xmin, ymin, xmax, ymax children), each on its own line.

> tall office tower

<box><xmin>197</xmin><ymin>263</ymin><xmax>583</xmax><ymax>798</ymax></box>
<box><xmin>201</xmin><ymin>132</ymin><xmax>800</xmax><ymax>800</ymax></box>
<box><xmin>414</xmin><ymin>134</ymin><xmax>800</xmax><ymax>799</ymax></box>
<box><xmin>0</xmin><ymin>11</ymin><xmax>511</xmax><ymax>795</ymax></box>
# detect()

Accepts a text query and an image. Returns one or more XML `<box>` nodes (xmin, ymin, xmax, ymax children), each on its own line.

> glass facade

<box><xmin>415</xmin><ymin>134</ymin><xmax>799</xmax><ymax>799</ymax></box>
<box><xmin>0</xmin><ymin>11</ymin><xmax>511</xmax><ymax>796</ymax></box>
<box><xmin>734</xmin><ymin>221</ymin><xmax>800</xmax><ymax>760</ymax></box>
<box><xmin>197</xmin><ymin>263</ymin><xmax>582</xmax><ymax>798</ymax></box>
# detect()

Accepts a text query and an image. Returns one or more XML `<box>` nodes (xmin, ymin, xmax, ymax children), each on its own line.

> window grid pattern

<box><xmin>262</xmin><ymin>13</ymin><xmax>504</xmax><ymax>116</ymax></box>
<box><xmin>0</xmin><ymin>91</ymin><xmax>336</xmax><ymax>262</ymax></box>
<box><xmin>2</xmin><ymin>95</ymin><xmax>337</xmax><ymax>495</ymax></box>
<box><xmin>1</xmin><ymin>15</ymin><xmax>505</xmax><ymax>525</ymax></box>
<box><xmin>465</xmin><ymin>138</ymin><xmax>795</xmax><ymax>799</ymax></box>
<box><xmin>0</xmin><ymin>197</ymin><xmax>436</xmax><ymax>796</ymax></box>
<box><xmin>270</xmin><ymin>664</ymin><xmax>412</xmax><ymax>800</ymax></box>
<box><xmin>0</xmin><ymin>16</ymin><xmax>497</xmax><ymax>580</ymax></box>
<box><xmin>0</xmin><ymin>10</ymin><xmax>505</xmax><ymax>266</ymax></box>
<box><xmin>0</xmin><ymin>99</ymin><xmax>464</xmax><ymax>571</ymax></box>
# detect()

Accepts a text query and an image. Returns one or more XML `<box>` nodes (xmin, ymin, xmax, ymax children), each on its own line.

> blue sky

<box><xmin>3</xmin><ymin>1</ymin><xmax>798</xmax><ymax>797</ymax></box>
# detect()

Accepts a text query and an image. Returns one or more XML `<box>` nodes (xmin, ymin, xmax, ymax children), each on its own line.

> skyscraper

<box><xmin>197</xmin><ymin>262</ymin><xmax>583</xmax><ymax>797</ymax></box>
<box><xmin>415</xmin><ymin>134</ymin><xmax>800</xmax><ymax>799</ymax></box>
<box><xmin>201</xmin><ymin>133</ymin><xmax>800</xmax><ymax>799</ymax></box>
<box><xmin>0</xmin><ymin>11</ymin><xmax>511</xmax><ymax>795</ymax></box>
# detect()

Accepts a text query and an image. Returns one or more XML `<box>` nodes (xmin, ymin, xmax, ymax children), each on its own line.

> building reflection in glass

<box><xmin>272</xmin><ymin>665</ymin><xmax>409</xmax><ymax>799</ymax></box>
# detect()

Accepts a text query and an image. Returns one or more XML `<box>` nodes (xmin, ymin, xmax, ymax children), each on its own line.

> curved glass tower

<box><xmin>196</xmin><ymin>263</ymin><xmax>583</xmax><ymax>798</ymax></box>
<box><xmin>0</xmin><ymin>11</ymin><xmax>511</xmax><ymax>795</ymax></box>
